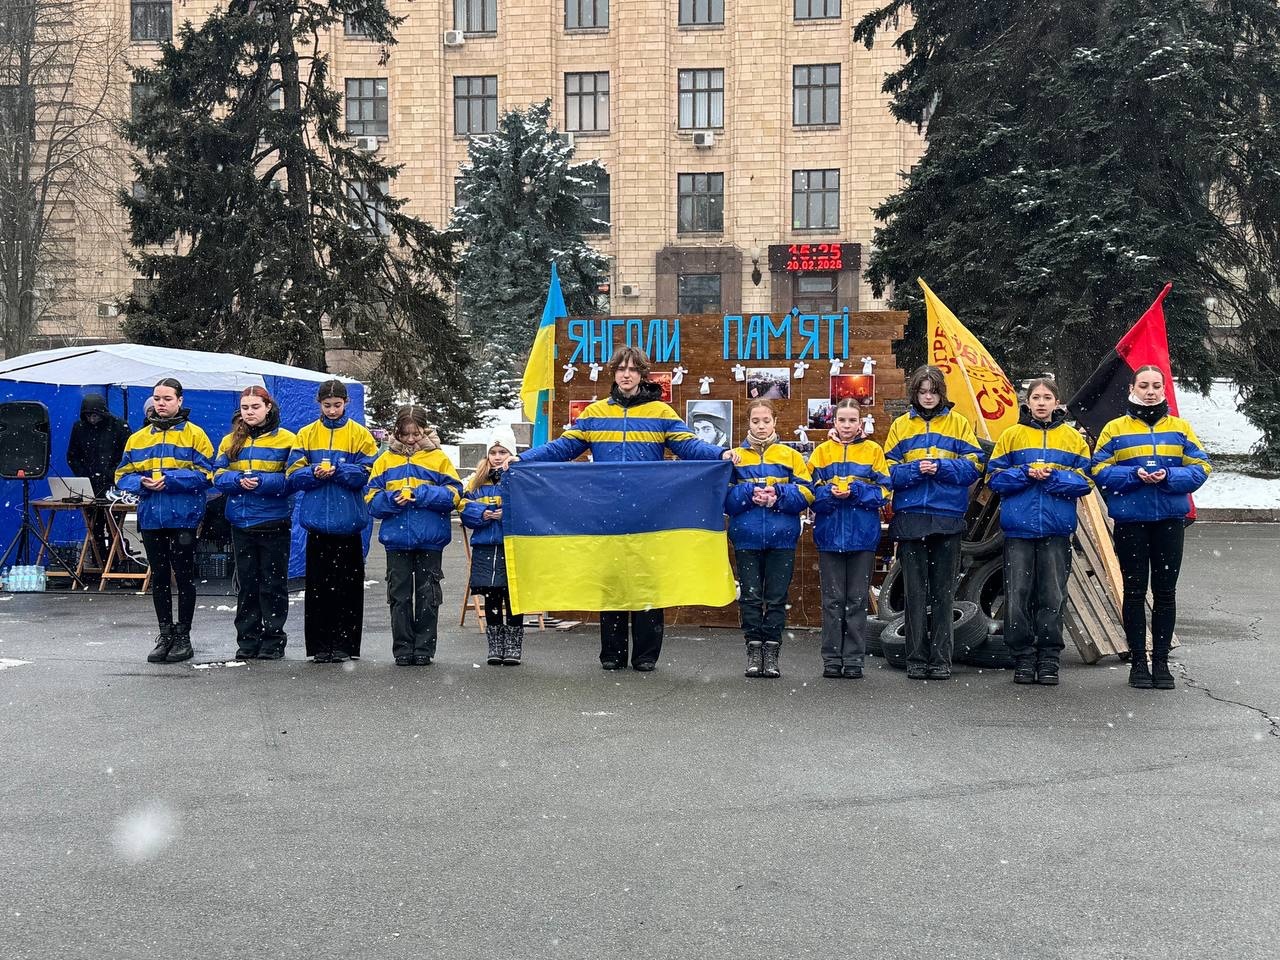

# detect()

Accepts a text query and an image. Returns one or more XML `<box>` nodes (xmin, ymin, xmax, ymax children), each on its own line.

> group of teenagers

<box><xmin>114</xmin><ymin>344</ymin><xmax>1211</xmax><ymax>692</ymax></box>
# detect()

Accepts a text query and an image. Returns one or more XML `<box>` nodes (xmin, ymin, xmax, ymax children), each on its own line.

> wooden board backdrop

<box><xmin>548</xmin><ymin>310</ymin><xmax>908</xmax><ymax>628</ymax></box>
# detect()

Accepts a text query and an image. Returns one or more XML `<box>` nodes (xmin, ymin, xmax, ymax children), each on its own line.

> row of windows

<box><xmin>674</xmin><ymin>272</ymin><xmax>839</xmax><ymax>315</ymax></box>
<box><xmin>343</xmin><ymin>67</ymin><xmax>842</xmax><ymax>137</ymax></box>
<box><xmin>131</xmin><ymin>0</ymin><xmax>843</xmax><ymax>42</ymax></box>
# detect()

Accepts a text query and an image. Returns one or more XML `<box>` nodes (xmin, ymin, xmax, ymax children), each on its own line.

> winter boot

<box><xmin>147</xmin><ymin>625</ymin><xmax>174</xmax><ymax>663</ymax></box>
<box><xmin>1151</xmin><ymin>656</ymin><xmax>1175</xmax><ymax>690</ymax></box>
<box><xmin>485</xmin><ymin>624</ymin><xmax>504</xmax><ymax>665</ymax></box>
<box><xmin>761</xmin><ymin>641</ymin><xmax>782</xmax><ymax>679</ymax></box>
<box><xmin>1013</xmin><ymin>657</ymin><xmax>1036</xmax><ymax>685</ymax></box>
<box><xmin>744</xmin><ymin>641</ymin><xmax>763</xmax><ymax>677</ymax></box>
<box><xmin>1128</xmin><ymin>655</ymin><xmax>1153</xmax><ymax>689</ymax></box>
<box><xmin>503</xmin><ymin>623</ymin><xmax>524</xmax><ymax>665</ymax></box>
<box><xmin>1035</xmin><ymin>660</ymin><xmax>1060</xmax><ymax>686</ymax></box>
<box><xmin>164</xmin><ymin>624</ymin><xmax>193</xmax><ymax>663</ymax></box>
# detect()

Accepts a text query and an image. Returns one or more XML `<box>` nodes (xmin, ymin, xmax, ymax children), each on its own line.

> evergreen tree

<box><xmin>452</xmin><ymin>100</ymin><xmax>608</xmax><ymax>409</ymax></box>
<box><xmin>855</xmin><ymin>0</ymin><xmax>1280</xmax><ymax>439</ymax></box>
<box><xmin>120</xmin><ymin>0</ymin><xmax>481</xmax><ymax>437</ymax></box>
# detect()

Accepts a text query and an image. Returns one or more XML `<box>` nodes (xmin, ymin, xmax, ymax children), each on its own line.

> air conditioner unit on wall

<box><xmin>692</xmin><ymin>131</ymin><xmax>715</xmax><ymax>148</ymax></box>
<box><xmin>620</xmin><ymin>283</ymin><xmax>640</xmax><ymax>298</ymax></box>
<box><xmin>443</xmin><ymin>29</ymin><xmax>465</xmax><ymax>47</ymax></box>
<box><xmin>353</xmin><ymin>136</ymin><xmax>379</xmax><ymax>153</ymax></box>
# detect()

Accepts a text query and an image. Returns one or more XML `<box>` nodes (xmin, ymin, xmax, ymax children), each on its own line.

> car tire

<box><xmin>878</xmin><ymin>560</ymin><xmax>905</xmax><ymax>618</ymax></box>
<box><xmin>959</xmin><ymin>557</ymin><xmax>1006</xmax><ymax>623</ymax></box>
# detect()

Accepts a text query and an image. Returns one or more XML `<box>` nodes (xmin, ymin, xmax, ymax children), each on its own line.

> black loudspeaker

<box><xmin>0</xmin><ymin>401</ymin><xmax>51</xmax><ymax>480</ymax></box>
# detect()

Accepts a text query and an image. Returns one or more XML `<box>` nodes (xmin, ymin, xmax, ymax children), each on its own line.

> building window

<box><xmin>792</xmin><ymin>169</ymin><xmax>839</xmax><ymax>230</ymax></box>
<box><xmin>677</xmin><ymin>274</ymin><xmax>722</xmax><ymax>314</ymax></box>
<box><xmin>679</xmin><ymin>0</ymin><xmax>723</xmax><ymax>25</ymax></box>
<box><xmin>565</xmin><ymin>0</ymin><xmax>608</xmax><ymax>29</ymax></box>
<box><xmin>579</xmin><ymin>169</ymin><xmax>610</xmax><ymax>234</ymax></box>
<box><xmin>344</xmin><ymin>14</ymin><xmax>368</xmax><ymax>36</ymax></box>
<box><xmin>794</xmin><ymin>273</ymin><xmax>838</xmax><ymax>313</ymax></box>
<box><xmin>344</xmin><ymin>78</ymin><xmax>388</xmax><ymax>137</ymax></box>
<box><xmin>454</xmin><ymin>177</ymin><xmax>467</xmax><ymax>209</ymax></box>
<box><xmin>793</xmin><ymin>64</ymin><xmax>840</xmax><ymax>126</ymax></box>
<box><xmin>0</xmin><ymin>85</ymin><xmax>34</xmax><ymax>133</ymax></box>
<box><xmin>130</xmin><ymin>0</ymin><xmax>171</xmax><ymax>41</ymax></box>
<box><xmin>267</xmin><ymin>85</ymin><xmax>283</xmax><ymax>111</ymax></box>
<box><xmin>678</xmin><ymin>69</ymin><xmax>724</xmax><ymax>129</ymax></box>
<box><xmin>130</xmin><ymin>181</ymin><xmax>149</xmax><ymax>201</ymax></box>
<box><xmin>454</xmin><ymin>75</ymin><xmax>498</xmax><ymax>135</ymax></box>
<box><xmin>455</xmin><ymin>0</ymin><xmax>497</xmax><ymax>33</ymax></box>
<box><xmin>677</xmin><ymin>172</ymin><xmax>724</xmax><ymax>233</ymax></box>
<box><xmin>348</xmin><ymin>180</ymin><xmax>391</xmax><ymax>236</ymax></box>
<box><xmin>795</xmin><ymin>0</ymin><xmax>840</xmax><ymax>19</ymax></box>
<box><xmin>130</xmin><ymin>83</ymin><xmax>154</xmax><ymax>123</ymax></box>
<box><xmin>565</xmin><ymin>72</ymin><xmax>609</xmax><ymax>133</ymax></box>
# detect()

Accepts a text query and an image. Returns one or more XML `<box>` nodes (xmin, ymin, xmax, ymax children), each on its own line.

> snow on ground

<box><xmin>1177</xmin><ymin>380</ymin><xmax>1260</xmax><ymax>456</ymax></box>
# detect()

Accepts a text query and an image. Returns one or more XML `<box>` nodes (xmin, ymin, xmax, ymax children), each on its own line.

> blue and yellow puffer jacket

<box><xmin>286</xmin><ymin>414</ymin><xmax>378</xmax><ymax>535</ymax></box>
<box><xmin>365</xmin><ymin>443</ymin><xmax>463</xmax><ymax>552</ymax></box>
<box><xmin>986</xmin><ymin>407</ymin><xmax>1092</xmax><ymax>538</ymax></box>
<box><xmin>883</xmin><ymin>405</ymin><xmax>985</xmax><ymax>519</ymax></box>
<box><xmin>460</xmin><ymin>469</ymin><xmax>506</xmax><ymax>548</ymax></box>
<box><xmin>1091</xmin><ymin>405</ymin><xmax>1212</xmax><ymax>523</ymax></box>
<box><xmin>807</xmin><ymin>437</ymin><xmax>890</xmax><ymax>553</ymax></box>
<box><xmin>212</xmin><ymin>411</ymin><xmax>297</xmax><ymax>529</ymax></box>
<box><xmin>725</xmin><ymin>440</ymin><xmax>814</xmax><ymax>551</ymax></box>
<box><xmin>520</xmin><ymin>382</ymin><xmax>725</xmax><ymax>464</ymax></box>
<box><xmin>114</xmin><ymin>412</ymin><xmax>214</xmax><ymax>531</ymax></box>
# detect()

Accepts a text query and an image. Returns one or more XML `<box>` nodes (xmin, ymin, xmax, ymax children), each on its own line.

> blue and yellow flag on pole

<box><xmin>519</xmin><ymin>263</ymin><xmax>567</xmax><ymax>447</ymax></box>
<box><xmin>503</xmin><ymin>460</ymin><xmax>737</xmax><ymax>614</ymax></box>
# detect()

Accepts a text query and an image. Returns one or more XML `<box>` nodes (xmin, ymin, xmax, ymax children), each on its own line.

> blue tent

<box><xmin>0</xmin><ymin>344</ymin><xmax>366</xmax><ymax>578</ymax></box>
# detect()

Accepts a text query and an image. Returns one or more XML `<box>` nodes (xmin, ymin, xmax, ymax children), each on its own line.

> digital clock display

<box><xmin>767</xmin><ymin>243</ymin><xmax>861</xmax><ymax>274</ymax></box>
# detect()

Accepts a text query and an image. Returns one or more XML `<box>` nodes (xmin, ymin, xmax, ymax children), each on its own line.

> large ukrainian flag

<box><xmin>519</xmin><ymin>263</ymin><xmax>567</xmax><ymax>447</ymax></box>
<box><xmin>504</xmin><ymin>460</ymin><xmax>737</xmax><ymax>614</ymax></box>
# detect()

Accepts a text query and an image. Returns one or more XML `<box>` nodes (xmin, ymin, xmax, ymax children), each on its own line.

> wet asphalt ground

<box><xmin>0</xmin><ymin>523</ymin><xmax>1277</xmax><ymax>960</ymax></box>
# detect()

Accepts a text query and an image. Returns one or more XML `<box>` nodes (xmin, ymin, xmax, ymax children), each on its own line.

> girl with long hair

<box><xmin>461</xmin><ymin>427</ymin><xmax>523</xmax><ymax>665</ymax></box>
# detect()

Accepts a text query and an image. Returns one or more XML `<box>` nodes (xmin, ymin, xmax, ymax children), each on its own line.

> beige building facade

<box><xmin>57</xmin><ymin>0</ymin><xmax>921</xmax><ymax>359</ymax></box>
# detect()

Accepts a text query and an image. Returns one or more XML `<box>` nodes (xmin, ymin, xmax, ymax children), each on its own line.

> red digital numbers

<box><xmin>784</xmin><ymin>243</ymin><xmax>843</xmax><ymax>272</ymax></box>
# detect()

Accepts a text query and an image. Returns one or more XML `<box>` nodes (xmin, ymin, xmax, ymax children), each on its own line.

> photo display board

<box><xmin>551</xmin><ymin>309</ymin><xmax>908</xmax><ymax>628</ymax></box>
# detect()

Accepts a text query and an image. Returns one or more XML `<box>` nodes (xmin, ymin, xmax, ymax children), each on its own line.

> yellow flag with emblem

<box><xmin>919</xmin><ymin>278</ymin><xmax>1019</xmax><ymax>441</ymax></box>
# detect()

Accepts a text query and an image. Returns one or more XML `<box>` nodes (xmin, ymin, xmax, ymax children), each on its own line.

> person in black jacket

<box><xmin>66</xmin><ymin>394</ymin><xmax>131</xmax><ymax>555</ymax></box>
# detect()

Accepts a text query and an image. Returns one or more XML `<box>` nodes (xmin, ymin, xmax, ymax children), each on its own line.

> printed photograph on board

<box><xmin>807</xmin><ymin>398</ymin><xmax>835</xmax><ymax>430</ymax></box>
<box><xmin>650</xmin><ymin>371</ymin><xmax>674</xmax><ymax>403</ymax></box>
<box><xmin>830</xmin><ymin>373</ymin><xmax>875</xmax><ymax>406</ymax></box>
<box><xmin>568</xmin><ymin>399</ymin><xmax>593</xmax><ymax>424</ymax></box>
<box><xmin>686</xmin><ymin>400</ymin><xmax>732</xmax><ymax>449</ymax></box>
<box><xmin>745</xmin><ymin>367</ymin><xmax>791</xmax><ymax>401</ymax></box>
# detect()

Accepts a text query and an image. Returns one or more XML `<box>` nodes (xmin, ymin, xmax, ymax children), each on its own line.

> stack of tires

<box><xmin>867</xmin><ymin>475</ymin><xmax>1017</xmax><ymax>670</ymax></box>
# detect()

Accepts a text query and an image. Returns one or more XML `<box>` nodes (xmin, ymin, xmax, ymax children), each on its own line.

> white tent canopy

<box><xmin>0</xmin><ymin>343</ymin><xmax>358</xmax><ymax>391</ymax></box>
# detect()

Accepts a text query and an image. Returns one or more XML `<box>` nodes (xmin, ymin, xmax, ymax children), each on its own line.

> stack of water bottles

<box><xmin>1</xmin><ymin>565</ymin><xmax>47</xmax><ymax>592</ymax></box>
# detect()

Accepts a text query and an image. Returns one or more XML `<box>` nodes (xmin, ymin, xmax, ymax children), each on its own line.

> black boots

<box><xmin>1036</xmin><ymin>661</ymin><xmax>1060</xmax><ymax>686</ymax></box>
<box><xmin>503</xmin><ymin>624</ymin><xmax>524</xmax><ymax>665</ymax></box>
<box><xmin>761</xmin><ymin>641</ymin><xmax>781</xmax><ymax>679</ymax></box>
<box><xmin>745</xmin><ymin>641</ymin><xmax>763</xmax><ymax>677</ymax></box>
<box><xmin>1151</xmin><ymin>656</ymin><xmax>1175</xmax><ymax>690</ymax></box>
<box><xmin>165</xmin><ymin>624</ymin><xmax>193</xmax><ymax>663</ymax></box>
<box><xmin>486</xmin><ymin>624</ymin><xmax>503</xmax><ymax>665</ymax></box>
<box><xmin>1013</xmin><ymin>658</ymin><xmax>1036</xmax><ymax>684</ymax></box>
<box><xmin>1128</xmin><ymin>654</ymin><xmax>1154</xmax><ymax>689</ymax></box>
<box><xmin>147</xmin><ymin>625</ymin><xmax>173</xmax><ymax>663</ymax></box>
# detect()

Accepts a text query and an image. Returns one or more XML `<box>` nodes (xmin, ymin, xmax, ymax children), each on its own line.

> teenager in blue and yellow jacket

<box><xmin>285</xmin><ymin>379</ymin><xmax>378</xmax><ymax>663</ymax></box>
<box><xmin>460</xmin><ymin>427</ymin><xmax>522</xmax><ymax>666</ymax></box>
<box><xmin>725</xmin><ymin>400</ymin><xmax>814</xmax><ymax>679</ymax></box>
<box><xmin>114</xmin><ymin>377</ymin><xmax>214</xmax><ymax>665</ymax></box>
<box><xmin>212</xmin><ymin>387</ymin><xmax>297</xmax><ymax>661</ymax></box>
<box><xmin>807</xmin><ymin>399</ymin><xmax>890</xmax><ymax>679</ymax></box>
<box><xmin>1090</xmin><ymin>364</ymin><xmax>1212</xmax><ymax>691</ymax></box>
<box><xmin>986</xmin><ymin>380</ymin><xmax>1091</xmax><ymax>685</ymax></box>
<box><xmin>366</xmin><ymin>406</ymin><xmax>463</xmax><ymax>667</ymax></box>
<box><xmin>882</xmin><ymin>365</ymin><xmax>985</xmax><ymax>680</ymax></box>
<box><xmin>519</xmin><ymin>345</ymin><xmax>733</xmax><ymax>673</ymax></box>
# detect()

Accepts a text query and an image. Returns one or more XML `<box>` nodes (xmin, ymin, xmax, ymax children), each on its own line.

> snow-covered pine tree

<box><xmin>120</xmin><ymin>0</ymin><xmax>481</xmax><ymax>437</ymax></box>
<box><xmin>452</xmin><ymin>99</ymin><xmax>609</xmax><ymax>409</ymax></box>
<box><xmin>855</xmin><ymin>0</ymin><xmax>1278</xmax><ymax>407</ymax></box>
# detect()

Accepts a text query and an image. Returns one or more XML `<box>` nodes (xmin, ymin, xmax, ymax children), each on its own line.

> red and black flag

<box><xmin>1067</xmin><ymin>283</ymin><xmax>1181</xmax><ymax>441</ymax></box>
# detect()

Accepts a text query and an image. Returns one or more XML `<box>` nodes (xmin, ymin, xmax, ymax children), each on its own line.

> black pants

<box><xmin>898</xmin><ymin>532</ymin><xmax>962</xmax><ymax>670</ymax></box>
<box><xmin>1114</xmin><ymin>519</ymin><xmax>1185</xmax><ymax>659</ymax></box>
<box><xmin>304</xmin><ymin>532</ymin><xmax>364</xmax><ymax>658</ymax></box>
<box><xmin>736</xmin><ymin>548</ymin><xmax>796</xmax><ymax>645</ymax></box>
<box><xmin>481</xmin><ymin>588</ymin><xmax>524</xmax><ymax>628</ymax></box>
<box><xmin>386</xmin><ymin>550</ymin><xmax>443</xmax><ymax>661</ymax></box>
<box><xmin>600</xmin><ymin>609</ymin><xmax>664</xmax><ymax>667</ymax></box>
<box><xmin>141</xmin><ymin>528</ymin><xmax>197</xmax><ymax>629</ymax></box>
<box><xmin>231</xmin><ymin>524</ymin><xmax>291</xmax><ymax>656</ymax></box>
<box><xmin>1003</xmin><ymin>536</ymin><xmax>1072</xmax><ymax>665</ymax></box>
<box><xmin>818</xmin><ymin>550</ymin><xmax>875</xmax><ymax>666</ymax></box>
